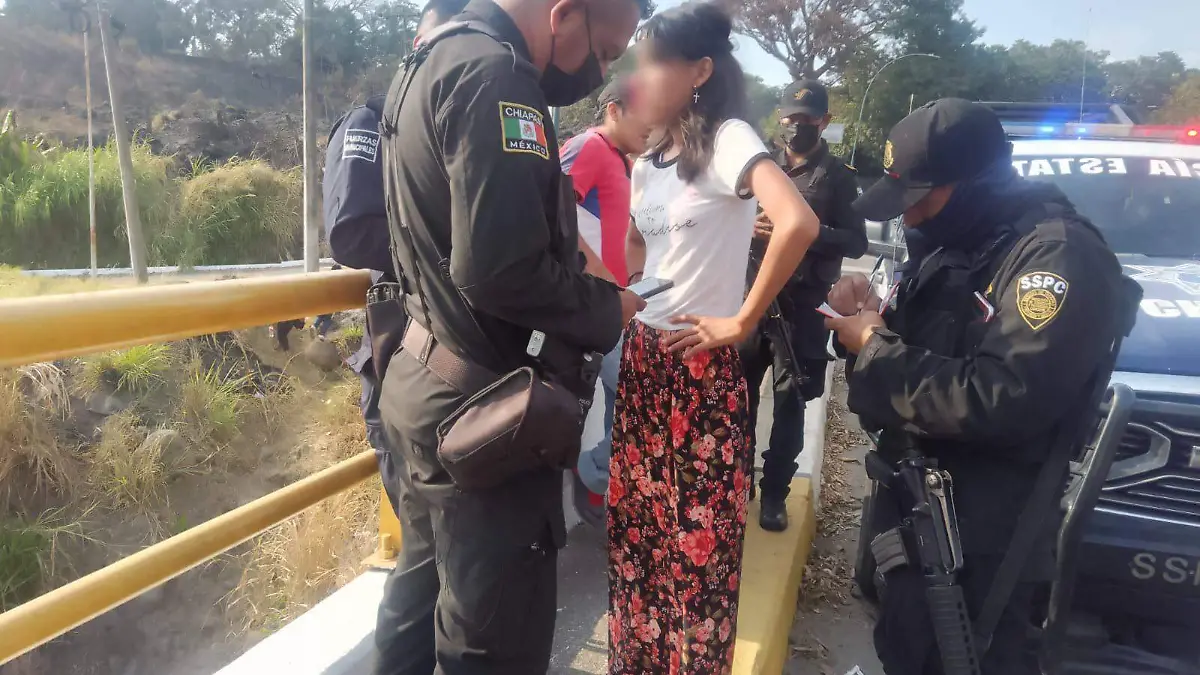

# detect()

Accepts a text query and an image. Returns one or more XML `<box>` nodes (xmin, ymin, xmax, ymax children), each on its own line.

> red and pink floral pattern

<box><xmin>608</xmin><ymin>320</ymin><xmax>752</xmax><ymax>674</ymax></box>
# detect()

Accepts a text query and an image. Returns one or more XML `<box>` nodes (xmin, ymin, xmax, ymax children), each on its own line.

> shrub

<box><xmin>159</xmin><ymin>159</ymin><xmax>302</xmax><ymax>268</ymax></box>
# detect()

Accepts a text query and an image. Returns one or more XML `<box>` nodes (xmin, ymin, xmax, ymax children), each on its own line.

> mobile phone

<box><xmin>627</xmin><ymin>277</ymin><xmax>674</xmax><ymax>300</ymax></box>
<box><xmin>815</xmin><ymin>302</ymin><xmax>844</xmax><ymax>320</ymax></box>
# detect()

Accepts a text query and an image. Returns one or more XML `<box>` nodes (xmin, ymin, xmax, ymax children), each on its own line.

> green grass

<box><xmin>0</xmin><ymin>124</ymin><xmax>175</xmax><ymax>269</ymax></box>
<box><xmin>0</xmin><ymin>509</ymin><xmax>88</xmax><ymax>611</ymax></box>
<box><xmin>77</xmin><ymin>344</ymin><xmax>174</xmax><ymax>395</ymax></box>
<box><xmin>178</xmin><ymin>359</ymin><xmax>251</xmax><ymax>446</ymax></box>
<box><xmin>331</xmin><ymin>323</ymin><xmax>364</xmax><ymax>353</ymax></box>
<box><xmin>0</xmin><ymin>117</ymin><xmax>304</xmax><ymax>270</ymax></box>
<box><xmin>0</xmin><ymin>519</ymin><xmax>52</xmax><ymax>611</ymax></box>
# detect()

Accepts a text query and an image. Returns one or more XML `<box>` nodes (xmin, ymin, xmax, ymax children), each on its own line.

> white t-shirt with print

<box><xmin>631</xmin><ymin>118</ymin><xmax>771</xmax><ymax>330</ymax></box>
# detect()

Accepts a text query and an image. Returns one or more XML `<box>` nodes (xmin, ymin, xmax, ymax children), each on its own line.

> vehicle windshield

<box><xmin>1013</xmin><ymin>154</ymin><xmax>1200</xmax><ymax>259</ymax></box>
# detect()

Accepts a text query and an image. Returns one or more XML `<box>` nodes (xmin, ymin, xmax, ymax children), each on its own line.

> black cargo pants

<box><xmin>739</xmin><ymin>307</ymin><xmax>829</xmax><ymax>502</ymax></box>
<box><xmin>373</xmin><ymin>350</ymin><xmax>563</xmax><ymax>675</ymax></box>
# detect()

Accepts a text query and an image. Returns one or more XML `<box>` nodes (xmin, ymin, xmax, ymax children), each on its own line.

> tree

<box><xmin>1105</xmin><ymin>52</ymin><xmax>1194</xmax><ymax>114</ymax></box>
<box><xmin>744</xmin><ymin>75</ymin><xmax>782</xmax><ymax>136</ymax></box>
<box><xmin>1159</xmin><ymin>73</ymin><xmax>1200</xmax><ymax>125</ymax></box>
<box><xmin>733</xmin><ymin>0</ymin><xmax>901</xmax><ymax>81</ymax></box>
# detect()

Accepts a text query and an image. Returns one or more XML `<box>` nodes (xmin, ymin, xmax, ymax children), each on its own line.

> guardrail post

<box><xmin>366</xmin><ymin>486</ymin><xmax>402</xmax><ymax>569</ymax></box>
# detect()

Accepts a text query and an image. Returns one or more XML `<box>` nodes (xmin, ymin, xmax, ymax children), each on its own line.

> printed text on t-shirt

<box><xmin>635</xmin><ymin>203</ymin><xmax>697</xmax><ymax>237</ymax></box>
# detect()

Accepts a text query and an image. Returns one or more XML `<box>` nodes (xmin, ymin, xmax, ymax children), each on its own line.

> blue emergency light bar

<box><xmin>1002</xmin><ymin>121</ymin><xmax>1200</xmax><ymax>145</ymax></box>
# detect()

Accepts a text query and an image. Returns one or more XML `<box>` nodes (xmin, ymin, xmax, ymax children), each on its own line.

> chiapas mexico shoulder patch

<box><xmin>499</xmin><ymin>102</ymin><xmax>548</xmax><ymax>159</ymax></box>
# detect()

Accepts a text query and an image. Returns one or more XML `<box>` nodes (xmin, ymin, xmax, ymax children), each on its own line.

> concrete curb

<box><xmin>733</xmin><ymin>366</ymin><xmax>833</xmax><ymax>675</ymax></box>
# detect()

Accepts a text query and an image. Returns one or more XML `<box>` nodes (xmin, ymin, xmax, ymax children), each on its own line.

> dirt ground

<box><xmin>784</xmin><ymin>366</ymin><xmax>885</xmax><ymax>675</ymax></box>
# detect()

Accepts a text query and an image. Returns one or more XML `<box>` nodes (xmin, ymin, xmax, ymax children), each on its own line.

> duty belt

<box><xmin>401</xmin><ymin>321</ymin><xmax>497</xmax><ymax>395</ymax></box>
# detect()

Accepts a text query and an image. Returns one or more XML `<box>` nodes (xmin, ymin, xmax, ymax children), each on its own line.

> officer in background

<box><xmin>373</xmin><ymin>0</ymin><xmax>650</xmax><ymax>672</ymax></box>
<box><xmin>825</xmin><ymin>99</ymin><xmax>1126</xmax><ymax>674</ymax></box>
<box><xmin>743</xmin><ymin>79</ymin><xmax>867</xmax><ymax>532</ymax></box>
<box><xmin>321</xmin><ymin>0</ymin><xmax>469</xmax><ymax>517</ymax></box>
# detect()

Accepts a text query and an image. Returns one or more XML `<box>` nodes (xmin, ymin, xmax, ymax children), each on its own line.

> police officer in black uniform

<box><xmin>743</xmin><ymin>79</ymin><xmax>867</xmax><ymax>532</ymax></box>
<box><xmin>321</xmin><ymin>0</ymin><xmax>469</xmax><ymax>517</ymax></box>
<box><xmin>825</xmin><ymin>99</ymin><xmax>1127</xmax><ymax>674</ymax></box>
<box><xmin>372</xmin><ymin>0</ymin><xmax>650</xmax><ymax>673</ymax></box>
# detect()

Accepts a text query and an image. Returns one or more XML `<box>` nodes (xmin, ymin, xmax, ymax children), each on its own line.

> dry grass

<box><xmin>0</xmin><ymin>366</ymin><xmax>77</xmax><ymax>496</ymax></box>
<box><xmin>0</xmin><ymin>266</ymin><xmax>116</xmax><ymax>300</ymax></box>
<box><xmin>799</xmin><ymin>366</ymin><xmax>867</xmax><ymax>613</ymax></box>
<box><xmin>88</xmin><ymin>411</ymin><xmax>165</xmax><ymax>511</ymax></box>
<box><xmin>227</xmin><ymin>379</ymin><xmax>374</xmax><ymax>633</ymax></box>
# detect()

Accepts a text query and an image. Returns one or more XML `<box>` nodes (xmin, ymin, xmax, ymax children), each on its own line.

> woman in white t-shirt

<box><xmin>606</xmin><ymin>3</ymin><xmax>820</xmax><ymax>672</ymax></box>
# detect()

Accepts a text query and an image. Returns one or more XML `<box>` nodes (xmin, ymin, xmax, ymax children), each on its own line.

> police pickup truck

<box><xmin>855</xmin><ymin>106</ymin><xmax>1200</xmax><ymax>673</ymax></box>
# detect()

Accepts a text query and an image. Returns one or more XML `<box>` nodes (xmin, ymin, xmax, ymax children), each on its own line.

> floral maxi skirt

<box><xmin>607</xmin><ymin>319</ymin><xmax>753</xmax><ymax>675</ymax></box>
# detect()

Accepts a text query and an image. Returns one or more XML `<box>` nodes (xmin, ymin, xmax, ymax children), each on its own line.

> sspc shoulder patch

<box><xmin>342</xmin><ymin>128</ymin><xmax>380</xmax><ymax>162</ymax></box>
<box><xmin>1016</xmin><ymin>271</ymin><xmax>1069</xmax><ymax>331</ymax></box>
<box><xmin>499</xmin><ymin>102</ymin><xmax>549</xmax><ymax>160</ymax></box>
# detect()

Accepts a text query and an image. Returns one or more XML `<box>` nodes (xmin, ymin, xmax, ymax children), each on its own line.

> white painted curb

<box><xmin>797</xmin><ymin>365</ymin><xmax>835</xmax><ymax>509</ymax></box>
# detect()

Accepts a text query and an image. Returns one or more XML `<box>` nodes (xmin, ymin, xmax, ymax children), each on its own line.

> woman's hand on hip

<box><xmin>664</xmin><ymin>314</ymin><xmax>753</xmax><ymax>360</ymax></box>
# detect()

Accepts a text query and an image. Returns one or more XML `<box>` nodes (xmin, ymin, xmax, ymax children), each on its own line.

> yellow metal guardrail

<box><xmin>0</xmin><ymin>269</ymin><xmax>381</xmax><ymax>665</ymax></box>
<box><xmin>0</xmin><ymin>268</ymin><xmax>371</xmax><ymax>367</ymax></box>
<box><xmin>0</xmin><ymin>452</ymin><xmax>378</xmax><ymax>664</ymax></box>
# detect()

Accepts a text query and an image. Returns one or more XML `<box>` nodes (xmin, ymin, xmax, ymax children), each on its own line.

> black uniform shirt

<box><xmin>752</xmin><ymin>140</ymin><xmax>867</xmax><ymax>304</ymax></box>
<box><xmin>781</xmin><ymin>140</ymin><xmax>867</xmax><ymax>264</ymax></box>
<box><xmin>382</xmin><ymin>0</ymin><xmax>623</xmax><ymax>373</ymax></box>
<box><xmin>848</xmin><ymin>199</ymin><xmax>1124</xmax><ymax>554</ymax></box>
<box><xmin>323</xmin><ymin>96</ymin><xmax>391</xmax><ymax>275</ymax></box>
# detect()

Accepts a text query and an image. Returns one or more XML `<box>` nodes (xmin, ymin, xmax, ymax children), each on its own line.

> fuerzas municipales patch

<box><xmin>1016</xmin><ymin>271</ymin><xmax>1069</xmax><ymax>331</ymax></box>
<box><xmin>342</xmin><ymin>128</ymin><xmax>380</xmax><ymax>162</ymax></box>
<box><xmin>499</xmin><ymin>102</ymin><xmax>549</xmax><ymax>159</ymax></box>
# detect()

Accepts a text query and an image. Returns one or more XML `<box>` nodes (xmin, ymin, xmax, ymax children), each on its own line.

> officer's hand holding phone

<box><xmin>619</xmin><ymin>290</ymin><xmax>647</xmax><ymax>325</ymax></box>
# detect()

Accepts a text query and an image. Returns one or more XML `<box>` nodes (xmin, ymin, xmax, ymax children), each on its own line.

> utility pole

<box><xmin>97</xmin><ymin>4</ymin><xmax>148</xmax><ymax>283</ymax></box>
<box><xmin>301</xmin><ymin>0</ymin><xmax>320</xmax><ymax>272</ymax></box>
<box><xmin>84</xmin><ymin>17</ymin><xmax>98</xmax><ymax>279</ymax></box>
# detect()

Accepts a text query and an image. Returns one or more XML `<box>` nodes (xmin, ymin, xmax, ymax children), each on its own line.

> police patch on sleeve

<box><xmin>1016</xmin><ymin>271</ymin><xmax>1069</xmax><ymax>331</ymax></box>
<box><xmin>499</xmin><ymin>102</ymin><xmax>549</xmax><ymax>159</ymax></box>
<box><xmin>342</xmin><ymin>128</ymin><xmax>380</xmax><ymax>162</ymax></box>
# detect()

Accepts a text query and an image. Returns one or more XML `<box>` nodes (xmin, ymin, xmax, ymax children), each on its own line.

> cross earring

<box><xmin>692</xmin><ymin>87</ymin><xmax>699</xmax><ymax>104</ymax></box>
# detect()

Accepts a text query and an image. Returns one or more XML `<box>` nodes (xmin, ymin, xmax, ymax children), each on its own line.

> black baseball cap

<box><xmin>854</xmin><ymin>98</ymin><xmax>1010</xmax><ymax>222</ymax></box>
<box><xmin>779</xmin><ymin>79</ymin><xmax>829</xmax><ymax>119</ymax></box>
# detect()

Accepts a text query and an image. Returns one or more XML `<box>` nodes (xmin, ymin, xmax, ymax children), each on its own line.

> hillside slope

<box><xmin>0</xmin><ymin>19</ymin><xmax>387</xmax><ymax>167</ymax></box>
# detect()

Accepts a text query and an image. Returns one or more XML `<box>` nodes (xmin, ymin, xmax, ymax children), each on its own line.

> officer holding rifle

<box><xmin>826</xmin><ymin>99</ymin><xmax>1129</xmax><ymax>674</ymax></box>
<box><xmin>742</xmin><ymin>79</ymin><xmax>866</xmax><ymax>532</ymax></box>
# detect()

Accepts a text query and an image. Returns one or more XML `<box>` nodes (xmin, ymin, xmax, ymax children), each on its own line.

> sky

<box><xmin>656</xmin><ymin>0</ymin><xmax>1200</xmax><ymax>86</ymax></box>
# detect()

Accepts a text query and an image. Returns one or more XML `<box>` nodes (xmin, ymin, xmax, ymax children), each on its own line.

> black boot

<box><xmin>759</xmin><ymin>497</ymin><xmax>789</xmax><ymax>532</ymax></box>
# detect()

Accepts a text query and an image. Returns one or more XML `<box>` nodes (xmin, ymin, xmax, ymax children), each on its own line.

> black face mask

<box><xmin>784</xmin><ymin>123</ymin><xmax>822</xmax><ymax>155</ymax></box>
<box><xmin>540</xmin><ymin>11</ymin><xmax>604</xmax><ymax>107</ymax></box>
